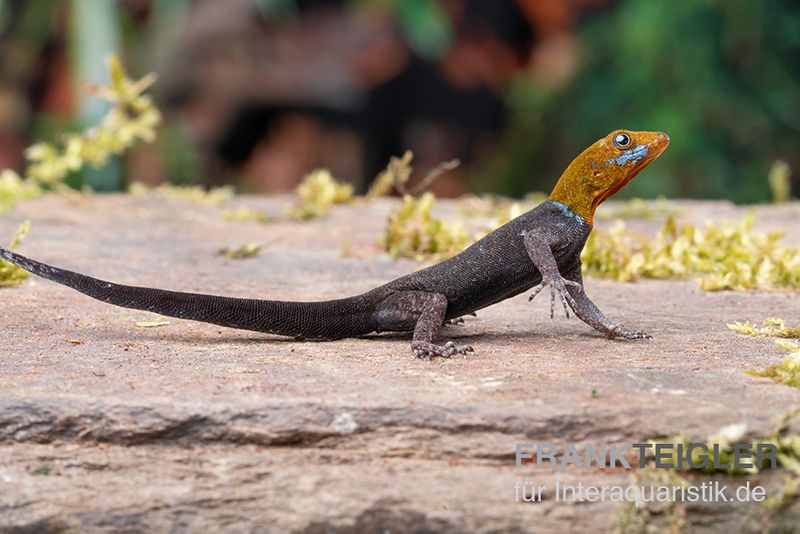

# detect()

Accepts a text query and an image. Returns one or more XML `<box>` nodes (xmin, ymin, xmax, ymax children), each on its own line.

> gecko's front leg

<box><xmin>523</xmin><ymin>230</ymin><xmax>581</xmax><ymax>319</ymax></box>
<box><xmin>563</xmin><ymin>264</ymin><xmax>651</xmax><ymax>340</ymax></box>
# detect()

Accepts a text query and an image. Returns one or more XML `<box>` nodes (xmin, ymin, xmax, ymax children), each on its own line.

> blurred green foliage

<box><xmin>479</xmin><ymin>0</ymin><xmax>800</xmax><ymax>202</ymax></box>
<box><xmin>3</xmin><ymin>0</ymin><xmax>798</xmax><ymax>202</ymax></box>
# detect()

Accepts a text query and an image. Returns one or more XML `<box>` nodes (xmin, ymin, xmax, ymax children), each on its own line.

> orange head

<box><xmin>548</xmin><ymin>130</ymin><xmax>670</xmax><ymax>225</ymax></box>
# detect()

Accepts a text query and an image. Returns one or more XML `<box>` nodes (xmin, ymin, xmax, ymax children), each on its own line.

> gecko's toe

<box><xmin>608</xmin><ymin>328</ymin><xmax>652</xmax><ymax>340</ymax></box>
<box><xmin>528</xmin><ymin>283</ymin><xmax>545</xmax><ymax>302</ymax></box>
<box><xmin>444</xmin><ymin>340</ymin><xmax>474</xmax><ymax>358</ymax></box>
<box><xmin>412</xmin><ymin>341</ymin><xmax>474</xmax><ymax>360</ymax></box>
<box><xmin>626</xmin><ymin>330</ymin><xmax>652</xmax><ymax>340</ymax></box>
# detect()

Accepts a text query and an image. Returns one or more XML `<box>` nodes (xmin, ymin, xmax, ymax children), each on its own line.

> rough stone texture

<box><xmin>1</xmin><ymin>194</ymin><xmax>799</xmax><ymax>532</ymax></box>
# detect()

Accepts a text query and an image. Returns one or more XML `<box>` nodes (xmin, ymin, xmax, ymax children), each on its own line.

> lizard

<box><xmin>0</xmin><ymin>129</ymin><xmax>669</xmax><ymax>359</ymax></box>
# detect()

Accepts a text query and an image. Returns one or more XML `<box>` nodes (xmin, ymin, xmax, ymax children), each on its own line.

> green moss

<box><xmin>127</xmin><ymin>181</ymin><xmax>149</xmax><ymax>197</ymax></box>
<box><xmin>581</xmin><ymin>212</ymin><xmax>800</xmax><ymax>291</ymax></box>
<box><xmin>1</xmin><ymin>54</ymin><xmax>158</xmax><ymax>210</ymax></box>
<box><xmin>747</xmin><ymin>341</ymin><xmax>800</xmax><ymax>389</ymax></box>
<box><xmin>130</xmin><ymin>183</ymin><xmax>234</xmax><ymax>206</ymax></box>
<box><xmin>616</xmin><ymin>416</ymin><xmax>800</xmax><ymax>531</ymax></box>
<box><xmin>728</xmin><ymin>318</ymin><xmax>800</xmax><ymax>339</ymax></box>
<box><xmin>764</xmin><ymin>412</ymin><xmax>800</xmax><ymax>514</ymax></box>
<box><xmin>764</xmin><ymin>477</ymin><xmax>800</xmax><ymax>513</ymax></box>
<box><xmin>25</xmin><ymin>54</ymin><xmax>160</xmax><ymax>186</ymax></box>
<box><xmin>0</xmin><ymin>171</ymin><xmax>42</xmax><ymax>215</ymax></box>
<box><xmin>222</xmin><ymin>207</ymin><xmax>271</xmax><ymax>224</ymax></box>
<box><xmin>614</xmin><ymin>467</ymin><xmax>690</xmax><ymax>533</ymax></box>
<box><xmin>366</xmin><ymin>151</ymin><xmax>413</xmax><ymax>200</ymax></box>
<box><xmin>644</xmin><ymin>416</ymin><xmax>800</xmax><ymax>478</ymax></box>
<box><xmin>366</xmin><ymin>150</ymin><xmax>460</xmax><ymax>200</ymax></box>
<box><xmin>218</xmin><ymin>243</ymin><xmax>262</xmax><ymax>259</ymax></box>
<box><xmin>0</xmin><ymin>221</ymin><xmax>31</xmax><ymax>287</ymax></box>
<box><xmin>729</xmin><ymin>318</ymin><xmax>800</xmax><ymax>389</ymax></box>
<box><xmin>382</xmin><ymin>192</ymin><xmax>468</xmax><ymax>261</ymax></box>
<box><xmin>290</xmin><ymin>169</ymin><xmax>354</xmax><ymax>220</ymax></box>
<box><xmin>159</xmin><ymin>184</ymin><xmax>234</xmax><ymax>206</ymax></box>
<box><xmin>645</xmin><ymin>423</ymin><xmax>779</xmax><ymax>476</ymax></box>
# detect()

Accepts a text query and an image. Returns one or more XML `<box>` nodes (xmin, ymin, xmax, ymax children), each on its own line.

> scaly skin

<box><xmin>0</xmin><ymin>130</ymin><xmax>669</xmax><ymax>359</ymax></box>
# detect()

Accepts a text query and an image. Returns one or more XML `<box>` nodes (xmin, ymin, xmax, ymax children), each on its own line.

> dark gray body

<box><xmin>379</xmin><ymin>201</ymin><xmax>587</xmax><ymax>320</ymax></box>
<box><xmin>0</xmin><ymin>200</ymin><xmax>647</xmax><ymax>359</ymax></box>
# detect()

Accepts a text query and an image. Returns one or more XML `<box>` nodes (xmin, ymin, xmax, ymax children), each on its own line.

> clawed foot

<box><xmin>412</xmin><ymin>341</ymin><xmax>474</xmax><ymax>360</ymax></box>
<box><xmin>529</xmin><ymin>276</ymin><xmax>581</xmax><ymax>319</ymax></box>
<box><xmin>607</xmin><ymin>327</ymin><xmax>652</xmax><ymax>340</ymax></box>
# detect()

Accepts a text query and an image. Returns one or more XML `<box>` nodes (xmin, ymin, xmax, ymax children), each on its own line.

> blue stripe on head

<box><xmin>607</xmin><ymin>144</ymin><xmax>649</xmax><ymax>167</ymax></box>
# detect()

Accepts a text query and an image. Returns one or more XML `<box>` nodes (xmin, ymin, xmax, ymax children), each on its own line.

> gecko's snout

<box><xmin>653</xmin><ymin>132</ymin><xmax>670</xmax><ymax>145</ymax></box>
<box><xmin>647</xmin><ymin>131</ymin><xmax>670</xmax><ymax>159</ymax></box>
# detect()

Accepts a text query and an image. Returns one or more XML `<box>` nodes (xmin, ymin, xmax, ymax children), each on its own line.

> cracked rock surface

<box><xmin>1</xmin><ymin>195</ymin><xmax>799</xmax><ymax>532</ymax></box>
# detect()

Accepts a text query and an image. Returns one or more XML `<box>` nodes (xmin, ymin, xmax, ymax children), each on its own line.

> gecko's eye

<box><xmin>613</xmin><ymin>133</ymin><xmax>631</xmax><ymax>148</ymax></box>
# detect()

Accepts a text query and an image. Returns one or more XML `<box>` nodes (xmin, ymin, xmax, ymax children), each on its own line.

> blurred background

<box><xmin>0</xmin><ymin>0</ymin><xmax>798</xmax><ymax>202</ymax></box>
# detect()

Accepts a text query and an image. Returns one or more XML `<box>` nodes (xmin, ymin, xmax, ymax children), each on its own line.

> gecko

<box><xmin>0</xmin><ymin>130</ymin><xmax>669</xmax><ymax>359</ymax></box>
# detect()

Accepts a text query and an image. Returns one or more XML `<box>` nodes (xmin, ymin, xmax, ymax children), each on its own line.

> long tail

<box><xmin>0</xmin><ymin>247</ymin><xmax>377</xmax><ymax>339</ymax></box>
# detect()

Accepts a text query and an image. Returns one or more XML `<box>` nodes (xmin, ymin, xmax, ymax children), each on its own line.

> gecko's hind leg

<box><xmin>409</xmin><ymin>293</ymin><xmax>473</xmax><ymax>359</ymax></box>
<box><xmin>376</xmin><ymin>291</ymin><xmax>473</xmax><ymax>359</ymax></box>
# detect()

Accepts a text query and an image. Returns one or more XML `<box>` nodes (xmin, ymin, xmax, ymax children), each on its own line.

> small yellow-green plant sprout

<box><xmin>764</xmin><ymin>442</ymin><xmax>800</xmax><ymax>513</ymax></box>
<box><xmin>290</xmin><ymin>169</ymin><xmax>354</xmax><ymax>220</ymax></box>
<box><xmin>645</xmin><ymin>422</ymin><xmax>785</xmax><ymax>476</ymax></box>
<box><xmin>638</xmin><ymin>413</ymin><xmax>800</xmax><ymax>518</ymax></box>
<box><xmin>747</xmin><ymin>341</ymin><xmax>800</xmax><ymax>389</ymax></box>
<box><xmin>0</xmin><ymin>171</ymin><xmax>41</xmax><ymax>215</ymax></box>
<box><xmin>365</xmin><ymin>152</ymin><xmax>459</xmax><ymax>200</ymax></box>
<box><xmin>614</xmin><ymin>467</ymin><xmax>690</xmax><ymax>533</ymax></box>
<box><xmin>728</xmin><ymin>318</ymin><xmax>800</xmax><ymax>338</ymax></box>
<box><xmin>769</xmin><ymin>160</ymin><xmax>792</xmax><ymax>204</ymax></box>
<box><xmin>127</xmin><ymin>181</ymin><xmax>150</xmax><ymax>197</ymax></box>
<box><xmin>222</xmin><ymin>207</ymin><xmax>271</xmax><ymax>223</ymax></box>
<box><xmin>0</xmin><ymin>54</ymin><xmax>160</xmax><ymax>213</ymax></box>
<box><xmin>147</xmin><ymin>184</ymin><xmax>234</xmax><ymax>206</ymax></box>
<box><xmin>218</xmin><ymin>243</ymin><xmax>262</xmax><ymax>259</ymax></box>
<box><xmin>759</xmin><ymin>411</ymin><xmax>800</xmax><ymax>515</ymax></box>
<box><xmin>366</xmin><ymin>151</ymin><xmax>413</xmax><ymax>200</ymax></box>
<box><xmin>596</xmin><ymin>196</ymin><xmax>679</xmax><ymax>220</ymax></box>
<box><xmin>130</xmin><ymin>180</ymin><xmax>233</xmax><ymax>206</ymax></box>
<box><xmin>0</xmin><ymin>221</ymin><xmax>31</xmax><ymax>287</ymax></box>
<box><xmin>26</xmin><ymin>54</ymin><xmax>160</xmax><ymax>186</ymax></box>
<box><xmin>383</xmin><ymin>192</ymin><xmax>468</xmax><ymax>261</ymax></box>
<box><xmin>730</xmin><ymin>318</ymin><xmax>800</xmax><ymax>389</ymax></box>
<box><xmin>582</xmin><ymin>212</ymin><xmax>800</xmax><ymax>290</ymax></box>
<box><xmin>580</xmin><ymin>220</ymin><xmax>647</xmax><ymax>282</ymax></box>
